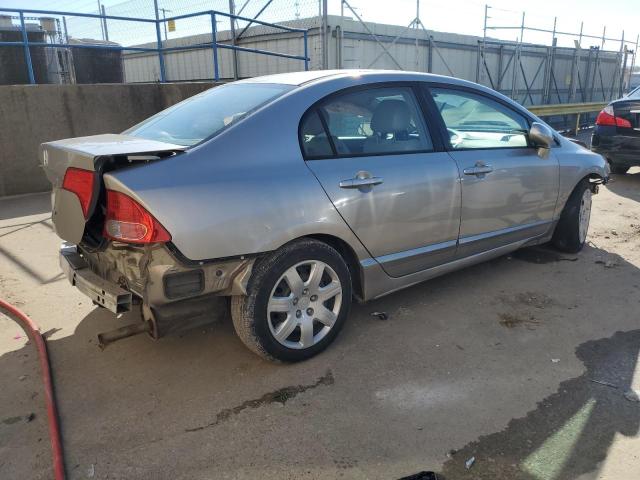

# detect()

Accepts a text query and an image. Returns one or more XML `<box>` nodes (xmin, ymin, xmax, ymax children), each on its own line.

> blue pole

<box><xmin>211</xmin><ymin>12</ymin><xmax>219</xmax><ymax>81</ymax></box>
<box><xmin>303</xmin><ymin>30</ymin><xmax>309</xmax><ymax>71</ymax></box>
<box><xmin>153</xmin><ymin>0</ymin><xmax>166</xmax><ymax>82</ymax></box>
<box><xmin>19</xmin><ymin>12</ymin><xmax>35</xmax><ymax>84</ymax></box>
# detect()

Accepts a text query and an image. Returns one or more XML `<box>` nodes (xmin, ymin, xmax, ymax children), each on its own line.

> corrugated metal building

<box><xmin>123</xmin><ymin>14</ymin><xmax>625</xmax><ymax>105</ymax></box>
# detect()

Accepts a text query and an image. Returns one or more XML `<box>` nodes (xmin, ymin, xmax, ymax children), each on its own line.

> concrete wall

<box><xmin>0</xmin><ymin>82</ymin><xmax>215</xmax><ymax>197</ymax></box>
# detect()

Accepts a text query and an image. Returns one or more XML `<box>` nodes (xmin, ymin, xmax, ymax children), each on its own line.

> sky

<box><xmin>0</xmin><ymin>0</ymin><xmax>638</xmax><ymax>51</ymax></box>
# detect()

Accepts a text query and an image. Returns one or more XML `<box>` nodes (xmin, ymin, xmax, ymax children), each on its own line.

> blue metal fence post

<box><xmin>19</xmin><ymin>12</ymin><xmax>36</xmax><ymax>84</ymax></box>
<box><xmin>153</xmin><ymin>0</ymin><xmax>166</xmax><ymax>82</ymax></box>
<box><xmin>210</xmin><ymin>12</ymin><xmax>219</xmax><ymax>81</ymax></box>
<box><xmin>303</xmin><ymin>31</ymin><xmax>309</xmax><ymax>71</ymax></box>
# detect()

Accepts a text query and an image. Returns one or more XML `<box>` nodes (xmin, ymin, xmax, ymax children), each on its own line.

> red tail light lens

<box><xmin>104</xmin><ymin>190</ymin><xmax>171</xmax><ymax>244</ymax></box>
<box><xmin>595</xmin><ymin>105</ymin><xmax>632</xmax><ymax>128</ymax></box>
<box><xmin>62</xmin><ymin>168</ymin><xmax>94</xmax><ymax>218</ymax></box>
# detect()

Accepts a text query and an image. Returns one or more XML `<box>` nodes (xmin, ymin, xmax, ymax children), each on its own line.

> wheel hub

<box><xmin>267</xmin><ymin>260</ymin><xmax>342</xmax><ymax>350</ymax></box>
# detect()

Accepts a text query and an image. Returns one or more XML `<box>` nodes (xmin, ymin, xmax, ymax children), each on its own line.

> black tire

<box><xmin>231</xmin><ymin>238</ymin><xmax>352</xmax><ymax>362</ymax></box>
<box><xmin>610</xmin><ymin>164</ymin><xmax>629</xmax><ymax>175</ymax></box>
<box><xmin>552</xmin><ymin>179</ymin><xmax>592</xmax><ymax>253</ymax></box>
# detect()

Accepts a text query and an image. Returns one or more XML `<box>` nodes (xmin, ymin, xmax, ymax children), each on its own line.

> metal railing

<box><xmin>0</xmin><ymin>7</ymin><xmax>310</xmax><ymax>84</ymax></box>
<box><xmin>529</xmin><ymin>101</ymin><xmax>607</xmax><ymax>134</ymax></box>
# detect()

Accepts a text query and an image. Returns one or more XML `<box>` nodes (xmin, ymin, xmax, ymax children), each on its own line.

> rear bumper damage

<box><xmin>59</xmin><ymin>242</ymin><xmax>255</xmax><ymax>345</ymax></box>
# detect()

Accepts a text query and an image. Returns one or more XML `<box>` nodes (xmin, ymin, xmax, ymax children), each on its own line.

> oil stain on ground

<box><xmin>185</xmin><ymin>370</ymin><xmax>334</xmax><ymax>432</ymax></box>
<box><xmin>436</xmin><ymin>330</ymin><xmax>640</xmax><ymax>480</ymax></box>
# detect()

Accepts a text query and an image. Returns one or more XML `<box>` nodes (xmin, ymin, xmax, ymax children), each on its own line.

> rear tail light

<box><xmin>104</xmin><ymin>190</ymin><xmax>171</xmax><ymax>244</ymax></box>
<box><xmin>595</xmin><ymin>105</ymin><xmax>632</xmax><ymax>128</ymax></box>
<box><xmin>62</xmin><ymin>168</ymin><xmax>94</xmax><ymax>218</ymax></box>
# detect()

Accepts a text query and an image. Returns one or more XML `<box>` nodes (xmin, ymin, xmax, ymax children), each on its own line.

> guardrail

<box><xmin>0</xmin><ymin>7</ymin><xmax>310</xmax><ymax>84</ymax></box>
<box><xmin>528</xmin><ymin>102</ymin><xmax>607</xmax><ymax>133</ymax></box>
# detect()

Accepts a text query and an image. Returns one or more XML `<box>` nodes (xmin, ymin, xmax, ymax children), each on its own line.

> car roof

<box><xmin>237</xmin><ymin>69</ymin><xmax>463</xmax><ymax>87</ymax></box>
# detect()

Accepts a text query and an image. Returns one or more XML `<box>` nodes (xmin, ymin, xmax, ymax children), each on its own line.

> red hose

<box><xmin>0</xmin><ymin>299</ymin><xmax>65</xmax><ymax>480</ymax></box>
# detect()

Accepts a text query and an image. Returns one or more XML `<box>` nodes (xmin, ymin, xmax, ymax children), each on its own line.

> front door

<box><xmin>301</xmin><ymin>84</ymin><xmax>461</xmax><ymax>277</ymax></box>
<box><xmin>425</xmin><ymin>86</ymin><xmax>559</xmax><ymax>257</ymax></box>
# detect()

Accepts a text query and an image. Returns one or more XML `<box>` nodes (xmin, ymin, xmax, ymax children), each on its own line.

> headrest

<box><xmin>370</xmin><ymin>100</ymin><xmax>411</xmax><ymax>133</ymax></box>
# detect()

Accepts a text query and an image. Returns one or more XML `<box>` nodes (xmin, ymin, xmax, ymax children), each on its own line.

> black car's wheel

<box><xmin>552</xmin><ymin>179</ymin><xmax>593</xmax><ymax>253</ymax></box>
<box><xmin>610</xmin><ymin>163</ymin><xmax>629</xmax><ymax>175</ymax></box>
<box><xmin>231</xmin><ymin>238</ymin><xmax>352</xmax><ymax>362</ymax></box>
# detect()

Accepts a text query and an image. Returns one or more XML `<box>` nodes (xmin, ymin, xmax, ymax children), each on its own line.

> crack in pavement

<box><xmin>185</xmin><ymin>369</ymin><xmax>334</xmax><ymax>432</ymax></box>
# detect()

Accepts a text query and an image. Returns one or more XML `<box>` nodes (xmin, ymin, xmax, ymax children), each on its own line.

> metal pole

<box><xmin>19</xmin><ymin>12</ymin><xmax>35</xmax><ymax>84</ymax></box>
<box><xmin>620</xmin><ymin>45</ymin><xmax>629</xmax><ymax>96</ymax></box>
<box><xmin>630</xmin><ymin>34</ymin><xmax>639</xmax><ymax>86</ymax></box>
<box><xmin>153</xmin><ymin>0</ymin><xmax>166</xmax><ymax>82</ymax></box>
<box><xmin>161</xmin><ymin>8</ymin><xmax>169</xmax><ymax>41</ymax></box>
<box><xmin>211</xmin><ymin>12</ymin><xmax>219</xmax><ymax>81</ymax></box>
<box><xmin>304</xmin><ymin>30</ymin><xmax>309</xmax><ymax>70</ymax></box>
<box><xmin>97</xmin><ymin>1</ymin><xmax>105</xmax><ymax>40</ymax></box>
<box><xmin>228</xmin><ymin>0</ymin><xmax>239</xmax><ymax>79</ymax></box>
<box><xmin>339</xmin><ymin>0</ymin><xmax>344</xmax><ymax>68</ymax></box>
<box><xmin>322</xmin><ymin>0</ymin><xmax>328</xmax><ymax>69</ymax></box>
<box><xmin>101</xmin><ymin>5</ymin><xmax>109</xmax><ymax>42</ymax></box>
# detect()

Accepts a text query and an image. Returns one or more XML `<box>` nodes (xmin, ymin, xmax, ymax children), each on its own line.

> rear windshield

<box><xmin>628</xmin><ymin>86</ymin><xmax>640</xmax><ymax>99</ymax></box>
<box><xmin>125</xmin><ymin>83</ymin><xmax>293</xmax><ymax>146</ymax></box>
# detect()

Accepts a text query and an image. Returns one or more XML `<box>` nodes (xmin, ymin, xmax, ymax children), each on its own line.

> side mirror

<box><xmin>529</xmin><ymin>122</ymin><xmax>554</xmax><ymax>150</ymax></box>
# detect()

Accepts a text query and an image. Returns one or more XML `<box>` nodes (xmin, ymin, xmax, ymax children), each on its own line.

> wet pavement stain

<box><xmin>185</xmin><ymin>370</ymin><xmax>334</xmax><ymax>432</ymax></box>
<box><xmin>511</xmin><ymin>247</ymin><xmax>579</xmax><ymax>264</ymax></box>
<box><xmin>436</xmin><ymin>330</ymin><xmax>640</xmax><ymax>480</ymax></box>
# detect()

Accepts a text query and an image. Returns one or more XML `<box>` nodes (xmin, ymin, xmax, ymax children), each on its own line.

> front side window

<box><xmin>302</xmin><ymin>86</ymin><xmax>432</xmax><ymax>158</ymax></box>
<box><xmin>126</xmin><ymin>83</ymin><xmax>292</xmax><ymax>146</ymax></box>
<box><xmin>429</xmin><ymin>88</ymin><xmax>529</xmax><ymax>149</ymax></box>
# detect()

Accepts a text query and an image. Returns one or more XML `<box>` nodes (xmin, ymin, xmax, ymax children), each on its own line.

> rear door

<box><xmin>302</xmin><ymin>84</ymin><xmax>461</xmax><ymax>277</ymax></box>
<box><xmin>423</xmin><ymin>85</ymin><xmax>559</xmax><ymax>258</ymax></box>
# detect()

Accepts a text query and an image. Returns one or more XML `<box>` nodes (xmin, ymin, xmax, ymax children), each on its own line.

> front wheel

<box><xmin>552</xmin><ymin>179</ymin><xmax>593</xmax><ymax>253</ymax></box>
<box><xmin>231</xmin><ymin>238</ymin><xmax>352</xmax><ymax>362</ymax></box>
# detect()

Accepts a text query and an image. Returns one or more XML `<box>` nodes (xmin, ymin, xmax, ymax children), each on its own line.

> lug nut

<box><xmin>306</xmin><ymin>308</ymin><xmax>314</xmax><ymax>316</ymax></box>
<box><xmin>292</xmin><ymin>297</ymin><xmax>298</xmax><ymax>305</ymax></box>
<box><xmin>310</xmin><ymin>295</ymin><xmax>318</xmax><ymax>302</ymax></box>
<box><xmin>296</xmin><ymin>310</ymin><xmax>302</xmax><ymax>318</ymax></box>
<box><xmin>302</xmin><ymin>288</ymin><xmax>309</xmax><ymax>295</ymax></box>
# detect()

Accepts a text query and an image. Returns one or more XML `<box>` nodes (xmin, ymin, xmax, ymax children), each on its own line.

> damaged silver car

<box><xmin>43</xmin><ymin>70</ymin><xmax>608</xmax><ymax>361</ymax></box>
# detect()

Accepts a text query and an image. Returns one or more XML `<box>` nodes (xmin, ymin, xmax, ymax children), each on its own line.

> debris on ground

<box><xmin>551</xmin><ymin>358</ymin><xmax>560</xmax><ymax>363</ymax></box>
<box><xmin>370</xmin><ymin>311</ymin><xmax>388</xmax><ymax>320</ymax></box>
<box><xmin>398</xmin><ymin>472</ymin><xmax>438</xmax><ymax>480</ymax></box>
<box><xmin>624</xmin><ymin>389</ymin><xmax>640</xmax><ymax>403</ymax></box>
<box><xmin>446</xmin><ymin>449</ymin><xmax>457</xmax><ymax>458</ymax></box>
<box><xmin>498</xmin><ymin>312</ymin><xmax>539</xmax><ymax>329</ymax></box>
<box><xmin>25</xmin><ymin>413</ymin><xmax>35</xmax><ymax>423</ymax></box>
<box><xmin>18</xmin><ymin>375</ymin><xmax>26</xmax><ymax>381</ymax></box>
<box><xmin>465</xmin><ymin>456</ymin><xmax>476</xmax><ymax>469</ymax></box>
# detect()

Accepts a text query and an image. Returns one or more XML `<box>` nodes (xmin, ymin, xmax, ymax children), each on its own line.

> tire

<box><xmin>610</xmin><ymin>164</ymin><xmax>629</xmax><ymax>175</ymax></box>
<box><xmin>231</xmin><ymin>238</ymin><xmax>352</xmax><ymax>362</ymax></box>
<box><xmin>552</xmin><ymin>179</ymin><xmax>593</xmax><ymax>253</ymax></box>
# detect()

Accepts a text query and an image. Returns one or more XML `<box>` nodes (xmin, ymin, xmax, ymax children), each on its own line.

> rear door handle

<box><xmin>463</xmin><ymin>164</ymin><xmax>494</xmax><ymax>176</ymax></box>
<box><xmin>339</xmin><ymin>176</ymin><xmax>384</xmax><ymax>189</ymax></box>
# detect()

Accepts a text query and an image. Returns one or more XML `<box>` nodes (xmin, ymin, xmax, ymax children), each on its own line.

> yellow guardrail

<box><xmin>528</xmin><ymin>102</ymin><xmax>607</xmax><ymax>116</ymax></box>
<box><xmin>527</xmin><ymin>102</ymin><xmax>607</xmax><ymax>133</ymax></box>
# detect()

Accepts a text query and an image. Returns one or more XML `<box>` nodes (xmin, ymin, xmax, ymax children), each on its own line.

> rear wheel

<box><xmin>552</xmin><ymin>179</ymin><xmax>593</xmax><ymax>253</ymax></box>
<box><xmin>231</xmin><ymin>238</ymin><xmax>352</xmax><ymax>362</ymax></box>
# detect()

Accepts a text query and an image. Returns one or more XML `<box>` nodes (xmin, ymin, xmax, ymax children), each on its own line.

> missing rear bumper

<box><xmin>60</xmin><ymin>244</ymin><xmax>132</xmax><ymax>314</ymax></box>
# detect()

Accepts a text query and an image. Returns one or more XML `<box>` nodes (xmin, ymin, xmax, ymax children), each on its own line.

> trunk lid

<box><xmin>41</xmin><ymin>134</ymin><xmax>186</xmax><ymax>244</ymax></box>
<box><xmin>613</xmin><ymin>99</ymin><xmax>640</xmax><ymax>132</ymax></box>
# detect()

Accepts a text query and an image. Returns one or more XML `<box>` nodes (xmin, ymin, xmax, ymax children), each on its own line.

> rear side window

<box><xmin>126</xmin><ymin>83</ymin><xmax>292</xmax><ymax>147</ymax></box>
<box><xmin>429</xmin><ymin>88</ymin><xmax>529</xmax><ymax>149</ymax></box>
<box><xmin>301</xmin><ymin>86</ymin><xmax>433</xmax><ymax>158</ymax></box>
<box><xmin>300</xmin><ymin>110</ymin><xmax>333</xmax><ymax>158</ymax></box>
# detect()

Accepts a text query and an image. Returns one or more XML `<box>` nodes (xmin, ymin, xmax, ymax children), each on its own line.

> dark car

<box><xmin>591</xmin><ymin>86</ymin><xmax>640</xmax><ymax>174</ymax></box>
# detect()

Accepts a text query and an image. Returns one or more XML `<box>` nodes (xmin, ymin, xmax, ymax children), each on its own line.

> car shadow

<box><xmin>604</xmin><ymin>170</ymin><xmax>640</xmax><ymax>203</ymax></box>
<box><xmin>1</xmin><ymin>243</ymin><xmax>640</xmax><ymax>479</ymax></box>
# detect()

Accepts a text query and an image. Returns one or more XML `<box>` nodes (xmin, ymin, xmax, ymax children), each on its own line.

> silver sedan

<box><xmin>43</xmin><ymin>70</ymin><xmax>608</xmax><ymax>361</ymax></box>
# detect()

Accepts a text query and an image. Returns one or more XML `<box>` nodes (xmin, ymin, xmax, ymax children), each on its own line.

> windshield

<box><xmin>125</xmin><ymin>83</ymin><xmax>293</xmax><ymax>146</ymax></box>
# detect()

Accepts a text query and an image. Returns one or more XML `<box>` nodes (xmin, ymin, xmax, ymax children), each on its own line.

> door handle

<box><xmin>463</xmin><ymin>164</ymin><xmax>493</xmax><ymax>176</ymax></box>
<box><xmin>339</xmin><ymin>176</ymin><xmax>384</xmax><ymax>189</ymax></box>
